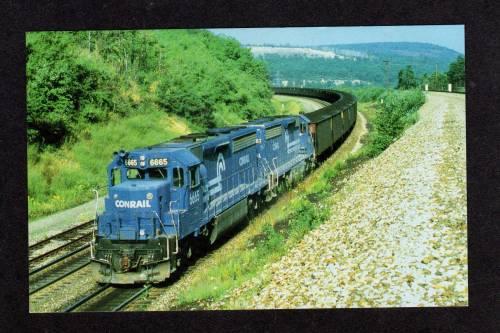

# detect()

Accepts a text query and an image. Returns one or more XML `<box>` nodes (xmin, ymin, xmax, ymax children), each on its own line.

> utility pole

<box><xmin>435</xmin><ymin>63</ymin><xmax>438</xmax><ymax>90</ymax></box>
<box><xmin>383</xmin><ymin>60</ymin><xmax>390</xmax><ymax>90</ymax></box>
<box><xmin>349</xmin><ymin>61</ymin><xmax>352</xmax><ymax>86</ymax></box>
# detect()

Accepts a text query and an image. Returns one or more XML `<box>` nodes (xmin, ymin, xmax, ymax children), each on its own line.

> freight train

<box><xmin>90</xmin><ymin>88</ymin><xmax>357</xmax><ymax>284</ymax></box>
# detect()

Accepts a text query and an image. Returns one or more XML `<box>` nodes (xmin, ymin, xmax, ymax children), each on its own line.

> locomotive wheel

<box><xmin>181</xmin><ymin>239</ymin><xmax>195</xmax><ymax>264</ymax></box>
<box><xmin>186</xmin><ymin>245</ymin><xmax>193</xmax><ymax>260</ymax></box>
<box><xmin>253</xmin><ymin>197</ymin><xmax>259</xmax><ymax>210</ymax></box>
<box><xmin>249</xmin><ymin>197</ymin><xmax>258</xmax><ymax>218</ymax></box>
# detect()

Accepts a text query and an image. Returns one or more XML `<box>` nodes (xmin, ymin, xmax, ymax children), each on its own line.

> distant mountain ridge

<box><xmin>316</xmin><ymin>42</ymin><xmax>462</xmax><ymax>59</ymax></box>
<box><xmin>247</xmin><ymin>42</ymin><xmax>463</xmax><ymax>87</ymax></box>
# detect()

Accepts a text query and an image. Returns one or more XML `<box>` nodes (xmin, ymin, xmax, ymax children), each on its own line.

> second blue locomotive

<box><xmin>90</xmin><ymin>88</ymin><xmax>356</xmax><ymax>284</ymax></box>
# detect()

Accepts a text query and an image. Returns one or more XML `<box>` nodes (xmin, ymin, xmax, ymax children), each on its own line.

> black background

<box><xmin>1</xmin><ymin>0</ymin><xmax>499</xmax><ymax>332</ymax></box>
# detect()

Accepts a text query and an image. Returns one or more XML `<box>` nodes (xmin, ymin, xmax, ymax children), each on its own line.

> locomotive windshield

<box><xmin>125</xmin><ymin>168</ymin><xmax>167</xmax><ymax>180</ymax></box>
<box><xmin>127</xmin><ymin>168</ymin><xmax>145</xmax><ymax>179</ymax></box>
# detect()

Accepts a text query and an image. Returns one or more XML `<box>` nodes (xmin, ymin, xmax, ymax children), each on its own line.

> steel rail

<box><xmin>63</xmin><ymin>284</ymin><xmax>111</xmax><ymax>312</ymax></box>
<box><xmin>29</xmin><ymin>244</ymin><xmax>89</xmax><ymax>275</ymax></box>
<box><xmin>111</xmin><ymin>285</ymin><xmax>152</xmax><ymax>312</ymax></box>
<box><xmin>29</xmin><ymin>220</ymin><xmax>94</xmax><ymax>251</ymax></box>
<box><xmin>29</xmin><ymin>232</ymin><xmax>93</xmax><ymax>267</ymax></box>
<box><xmin>63</xmin><ymin>285</ymin><xmax>151</xmax><ymax>312</ymax></box>
<box><xmin>29</xmin><ymin>257</ymin><xmax>90</xmax><ymax>295</ymax></box>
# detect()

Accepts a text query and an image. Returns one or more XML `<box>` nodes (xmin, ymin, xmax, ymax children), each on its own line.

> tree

<box><xmin>420</xmin><ymin>73</ymin><xmax>429</xmax><ymax>89</ymax></box>
<box><xmin>27</xmin><ymin>29</ymin><xmax>275</xmax><ymax>146</ymax></box>
<box><xmin>447</xmin><ymin>55</ymin><xmax>465</xmax><ymax>88</ymax></box>
<box><xmin>428</xmin><ymin>72</ymin><xmax>448</xmax><ymax>91</ymax></box>
<box><xmin>27</xmin><ymin>32</ymin><xmax>119</xmax><ymax>145</ymax></box>
<box><xmin>396</xmin><ymin>65</ymin><xmax>417</xmax><ymax>90</ymax></box>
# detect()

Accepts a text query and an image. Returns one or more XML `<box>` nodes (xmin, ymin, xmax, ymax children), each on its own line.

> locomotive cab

<box><xmin>91</xmin><ymin>148</ymin><xmax>206</xmax><ymax>284</ymax></box>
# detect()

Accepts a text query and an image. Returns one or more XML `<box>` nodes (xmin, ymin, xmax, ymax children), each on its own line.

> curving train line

<box><xmin>30</xmin><ymin>88</ymin><xmax>358</xmax><ymax>311</ymax></box>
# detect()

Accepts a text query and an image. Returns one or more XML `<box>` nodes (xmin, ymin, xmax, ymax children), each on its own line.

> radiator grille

<box><xmin>233</xmin><ymin>133</ymin><xmax>257</xmax><ymax>152</ymax></box>
<box><xmin>265</xmin><ymin>125</ymin><xmax>282</xmax><ymax>140</ymax></box>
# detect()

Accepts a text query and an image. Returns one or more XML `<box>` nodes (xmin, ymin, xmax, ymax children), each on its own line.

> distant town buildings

<box><xmin>249</xmin><ymin>45</ymin><xmax>371</xmax><ymax>60</ymax></box>
<box><xmin>275</xmin><ymin>78</ymin><xmax>368</xmax><ymax>88</ymax></box>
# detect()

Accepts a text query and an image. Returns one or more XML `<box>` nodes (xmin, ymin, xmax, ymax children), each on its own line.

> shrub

<box><xmin>337</xmin><ymin>86</ymin><xmax>386</xmax><ymax>103</ymax></box>
<box><xmin>365</xmin><ymin>89</ymin><xmax>425</xmax><ymax>156</ymax></box>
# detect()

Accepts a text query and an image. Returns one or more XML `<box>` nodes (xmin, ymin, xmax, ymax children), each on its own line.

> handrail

<box><xmin>272</xmin><ymin>157</ymin><xmax>279</xmax><ymax>189</ymax></box>
<box><xmin>92</xmin><ymin>189</ymin><xmax>99</xmax><ymax>240</ymax></box>
<box><xmin>167</xmin><ymin>201</ymin><xmax>180</xmax><ymax>254</ymax></box>
<box><xmin>153</xmin><ymin>210</ymin><xmax>170</xmax><ymax>259</ymax></box>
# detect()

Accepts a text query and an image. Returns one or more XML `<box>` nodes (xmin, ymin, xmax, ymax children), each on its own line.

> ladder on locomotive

<box><xmin>165</xmin><ymin>201</ymin><xmax>181</xmax><ymax>257</ymax></box>
<box><xmin>262</xmin><ymin>157</ymin><xmax>278</xmax><ymax>201</ymax></box>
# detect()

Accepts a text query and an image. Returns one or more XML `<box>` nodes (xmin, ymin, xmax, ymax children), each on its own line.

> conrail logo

<box><xmin>115</xmin><ymin>200</ymin><xmax>152</xmax><ymax>208</ymax></box>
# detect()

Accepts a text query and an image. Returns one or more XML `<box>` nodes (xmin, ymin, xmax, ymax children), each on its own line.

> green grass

<box><xmin>28</xmin><ymin>108</ymin><xmax>200</xmax><ymax>220</ymax></box>
<box><xmin>213</xmin><ymin>108</ymin><xmax>245</xmax><ymax>127</ymax></box>
<box><xmin>363</xmin><ymin>89</ymin><xmax>425</xmax><ymax>157</ymax></box>
<box><xmin>271</xmin><ymin>97</ymin><xmax>303</xmax><ymax>114</ymax></box>
<box><xmin>337</xmin><ymin>86</ymin><xmax>386</xmax><ymax>103</ymax></box>
<box><xmin>358</xmin><ymin>102</ymin><xmax>378</xmax><ymax>124</ymax></box>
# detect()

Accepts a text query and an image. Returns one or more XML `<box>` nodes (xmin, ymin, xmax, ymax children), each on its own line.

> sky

<box><xmin>209</xmin><ymin>25</ymin><xmax>464</xmax><ymax>54</ymax></box>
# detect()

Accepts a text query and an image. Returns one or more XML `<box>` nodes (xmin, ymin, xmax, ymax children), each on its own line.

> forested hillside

<box><xmin>27</xmin><ymin>29</ymin><xmax>274</xmax><ymax>147</ymax></box>
<box><xmin>27</xmin><ymin>29</ymin><xmax>275</xmax><ymax>219</ymax></box>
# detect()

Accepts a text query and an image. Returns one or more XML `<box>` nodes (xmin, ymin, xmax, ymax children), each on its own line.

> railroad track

<box><xmin>29</xmin><ymin>220</ymin><xmax>94</xmax><ymax>271</ymax></box>
<box><xmin>64</xmin><ymin>284</ymin><xmax>151</xmax><ymax>312</ymax></box>
<box><xmin>29</xmin><ymin>220</ymin><xmax>95</xmax><ymax>295</ymax></box>
<box><xmin>29</xmin><ymin>251</ymin><xmax>90</xmax><ymax>295</ymax></box>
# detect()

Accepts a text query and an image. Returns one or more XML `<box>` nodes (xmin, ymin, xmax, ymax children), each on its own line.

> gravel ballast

<box><xmin>217</xmin><ymin>92</ymin><xmax>467</xmax><ymax>309</ymax></box>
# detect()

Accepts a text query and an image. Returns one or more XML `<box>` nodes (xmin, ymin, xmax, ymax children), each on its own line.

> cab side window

<box><xmin>172</xmin><ymin>167</ymin><xmax>184</xmax><ymax>187</ymax></box>
<box><xmin>111</xmin><ymin>168</ymin><xmax>121</xmax><ymax>186</ymax></box>
<box><xmin>189</xmin><ymin>166</ymin><xmax>200</xmax><ymax>188</ymax></box>
<box><xmin>149</xmin><ymin>168</ymin><xmax>167</xmax><ymax>179</ymax></box>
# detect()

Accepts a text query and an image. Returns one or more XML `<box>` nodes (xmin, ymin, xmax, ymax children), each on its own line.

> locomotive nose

<box><xmin>98</xmin><ymin>180</ymin><xmax>170</xmax><ymax>241</ymax></box>
<box><xmin>109</xmin><ymin>181</ymin><xmax>167</xmax><ymax>212</ymax></box>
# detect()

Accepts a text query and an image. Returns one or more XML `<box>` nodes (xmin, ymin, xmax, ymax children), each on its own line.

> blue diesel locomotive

<box><xmin>90</xmin><ymin>88</ymin><xmax>356</xmax><ymax>284</ymax></box>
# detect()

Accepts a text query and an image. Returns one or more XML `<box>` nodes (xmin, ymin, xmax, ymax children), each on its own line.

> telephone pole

<box><xmin>435</xmin><ymin>64</ymin><xmax>438</xmax><ymax>90</ymax></box>
<box><xmin>383</xmin><ymin>60</ymin><xmax>390</xmax><ymax>90</ymax></box>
